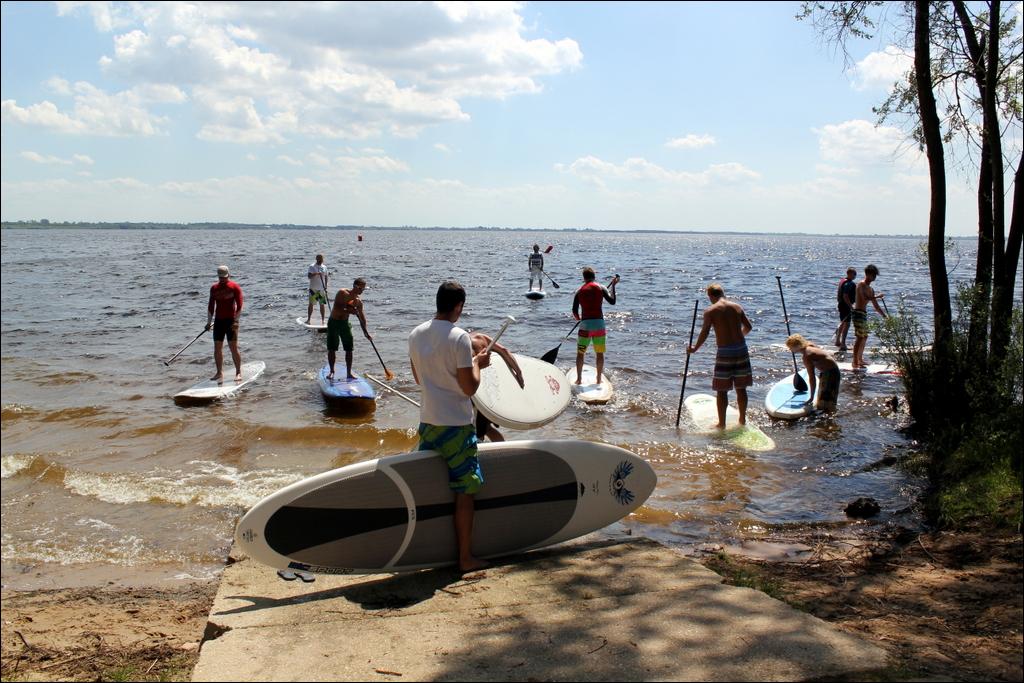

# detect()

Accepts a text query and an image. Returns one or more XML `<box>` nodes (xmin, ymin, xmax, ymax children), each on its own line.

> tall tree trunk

<box><xmin>971</xmin><ymin>139</ymin><xmax>994</xmax><ymax>359</ymax></box>
<box><xmin>915</xmin><ymin>1</ymin><xmax>952</xmax><ymax>355</ymax></box>
<box><xmin>992</xmin><ymin>154</ymin><xmax>1024</xmax><ymax>363</ymax></box>
<box><xmin>953</xmin><ymin>0</ymin><xmax>992</xmax><ymax>361</ymax></box>
<box><xmin>984</xmin><ymin>1</ymin><xmax>1012</xmax><ymax>363</ymax></box>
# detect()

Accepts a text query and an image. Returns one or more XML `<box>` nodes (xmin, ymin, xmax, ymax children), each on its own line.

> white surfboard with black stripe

<box><xmin>235</xmin><ymin>439</ymin><xmax>657</xmax><ymax>574</ymax></box>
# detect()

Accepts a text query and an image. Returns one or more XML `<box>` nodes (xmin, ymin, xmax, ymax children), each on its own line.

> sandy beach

<box><xmin>2</xmin><ymin>527</ymin><xmax>1019</xmax><ymax>682</ymax></box>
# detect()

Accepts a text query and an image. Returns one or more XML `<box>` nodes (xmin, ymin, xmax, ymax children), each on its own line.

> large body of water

<box><xmin>1</xmin><ymin>228</ymin><xmax>968</xmax><ymax>590</ymax></box>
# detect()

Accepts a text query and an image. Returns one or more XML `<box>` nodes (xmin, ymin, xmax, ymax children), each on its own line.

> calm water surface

<box><xmin>1</xmin><ymin>228</ymin><xmax>970</xmax><ymax>589</ymax></box>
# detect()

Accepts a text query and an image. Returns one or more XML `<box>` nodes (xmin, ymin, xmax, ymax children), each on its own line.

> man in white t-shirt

<box><xmin>408</xmin><ymin>281</ymin><xmax>492</xmax><ymax>572</ymax></box>
<box><xmin>306</xmin><ymin>254</ymin><xmax>329</xmax><ymax>325</ymax></box>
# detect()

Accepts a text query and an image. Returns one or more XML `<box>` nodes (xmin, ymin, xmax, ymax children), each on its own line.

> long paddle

<box><xmin>319</xmin><ymin>273</ymin><xmax>332</xmax><ymax>308</ymax></box>
<box><xmin>540</xmin><ymin>270</ymin><xmax>560</xmax><ymax>289</ymax></box>
<box><xmin>674</xmin><ymin>299</ymin><xmax>700</xmax><ymax>428</ymax></box>
<box><xmin>164</xmin><ymin>328</ymin><xmax>208</xmax><ymax>366</ymax></box>
<box><xmin>540</xmin><ymin>320</ymin><xmax>580</xmax><ymax>364</ymax></box>
<box><xmin>775</xmin><ymin>276</ymin><xmax>809</xmax><ymax>392</ymax></box>
<box><xmin>365</xmin><ymin>374</ymin><xmax>420</xmax><ymax>407</ymax></box>
<box><xmin>368</xmin><ymin>338</ymin><xmax>396</xmax><ymax>381</ymax></box>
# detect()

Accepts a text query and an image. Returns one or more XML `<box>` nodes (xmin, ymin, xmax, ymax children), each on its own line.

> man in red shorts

<box><xmin>205</xmin><ymin>265</ymin><xmax>244</xmax><ymax>382</ymax></box>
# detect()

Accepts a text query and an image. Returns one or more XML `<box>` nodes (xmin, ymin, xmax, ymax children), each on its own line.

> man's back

<box><xmin>706</xmin><ymin>300</ymin><xmax>749</xmax><ymax>346</ymax></box>
<box><xmin>409</xmin><ymin>319</ymin><xmax>474</xmax><ymax>426</ymax></box>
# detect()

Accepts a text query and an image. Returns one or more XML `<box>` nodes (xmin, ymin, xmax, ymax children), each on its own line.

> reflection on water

<box><xmin>2</xmin><ymin>228</ymin><xmax>950</xmax><ymax>589</ymax></box>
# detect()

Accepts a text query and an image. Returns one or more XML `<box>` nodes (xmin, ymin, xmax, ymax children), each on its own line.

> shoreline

<box><xmin>2</xmin><ymin>527</ymin><xmax>1019</xmax><ymax>682</ymax></box>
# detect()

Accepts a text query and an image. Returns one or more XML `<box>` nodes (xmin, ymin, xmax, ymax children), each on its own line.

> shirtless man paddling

<box><xmin>326</xmin><ymin>278</ymin><xmax>372</xmax><ymax>380</ymax></box>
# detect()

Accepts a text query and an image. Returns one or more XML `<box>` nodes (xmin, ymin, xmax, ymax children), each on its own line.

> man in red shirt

<box><xmin>206</xmin><ymin>265</ymin><xmax>244</xmax><ymax>382</ymax></box>
<box><xmin>571</xmin><ymin>267</ymin><xmax>619</xmax><ymax>385</ymax></box>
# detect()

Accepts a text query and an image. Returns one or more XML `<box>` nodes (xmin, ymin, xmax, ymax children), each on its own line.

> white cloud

<box><xmin>21</xmin><ymin>151</ymin><xmax>72</xmax><ymax>165</ymax></box>
<box><xmin>44</xmin><ymin>77</ymin><xmax>72</xmax><ymax>95</ymax></box>
<box><xmin>48</xmin><ymin>1</ymin><xmax>582</xmax><ymax>144</ymax></box>
<box><xmin>813</xmin><ymin>119</ymin><xmax>909</xmax><ymax>167</ymax></box>
<box><xmin>556</xmin><ymin>155</ymin><xmax>760</xmax><ymax>188</ymax></box>
<box><xmin>330</xmin><ymin>154</ymin><xmax>410</xmax><ymax>177</ymax></box>
<box><xmin>56</xmin><ymin>1</ymin><xmax>139</xmax><ymax>32</ymax></box>
<box><xmin>666</xmin><ymin>134</ymin><xmax>716</xmax><ymax>149</ymax></box>
<box><xmin>851</xmin><ymin>46</ymin><xmax>912</xmax><ymax>91</ymax></box>
<box><xmin>434</xmin><ymin>143</ymin><xmax>453</xmax><ymax>154</ymax></box>
<box><xmin>277</xmin><ymin>155</ymin><xmax>303</xmax><ymax>166</ymax></box>
<box><xmin>2</xmin><ymin>80</ymin><xmax>176</xmax><ymax>137</ymax></box>
<box><xmin>72</xmin><ymin>154</ymin><xmax>95</xmax><ymax>165</ymax></box>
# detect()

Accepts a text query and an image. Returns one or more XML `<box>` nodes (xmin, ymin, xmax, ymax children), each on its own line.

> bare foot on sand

<box><xmin>459</xmin><ymin>557</ymin><xmax>490</xmax><ymax>573</ymax></box>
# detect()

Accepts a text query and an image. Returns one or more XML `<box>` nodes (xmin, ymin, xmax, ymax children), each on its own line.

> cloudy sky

<box><xmin>1</xmin><ymin>1</ymin><xmax>1020</xmax><ymax>234</ymax></box>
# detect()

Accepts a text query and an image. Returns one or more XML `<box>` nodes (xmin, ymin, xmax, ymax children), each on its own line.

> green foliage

<box><xmin>875</xmin><ymin>295</ymin><xmax>1023</xmax><ymax>530</ymax></box>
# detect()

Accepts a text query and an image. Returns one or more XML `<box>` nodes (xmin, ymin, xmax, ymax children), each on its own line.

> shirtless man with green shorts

<box><xmin>327</xmin><ymin>278</ymin><xmax>372</xmax><ymax>380</ymax></box>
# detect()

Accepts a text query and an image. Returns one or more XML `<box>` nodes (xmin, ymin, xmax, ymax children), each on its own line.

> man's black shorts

<box><xmin>213</xmin><ymin>318</ymin><xmax>237</xmax><ymax>342</ymax></box>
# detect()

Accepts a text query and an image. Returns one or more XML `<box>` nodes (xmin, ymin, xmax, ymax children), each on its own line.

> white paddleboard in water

<box><xmin>524</xmin><ymin>290</ymin><xmax>546</xmax><ymax>300</ymax></box>
<box><xmin>473</xmin><ymin>354</ymin><xmax>570</xmax><ymax>430</ymax></box>
<box><xmin>235</xmin><ymin>439</ymin><xmax>657</xmax><ymax>574</ymax></box>
<box><xmin>296</xmin><ymin>317</ymin><xmax>327</xmax><ymax>331</ymax></box>
<box><xmin>565</xmin><ymin>364</ymin><xmax>614</xmax><ymax>404</ymax></box>
<box><xmin>837</xmin><ymin>361</ymin><xmax>900</xmax><ymax>375</ymax></box>
<box><xmin>174</xmin><ymin>361</ymin><xmax>266</xmax><ymax>403</ymax></box>
<box><xmin>684</xmin><ymin>393</ymin><xmax>775</xmax><ymax>452</ymax></box>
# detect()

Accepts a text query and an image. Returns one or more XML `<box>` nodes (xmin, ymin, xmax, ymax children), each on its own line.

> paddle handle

<box><xmin>675</xmin><ymin>299</ymin><xmax>699</xmax><ymax>428</ymax></box>
<box><xmin>541</xmin><ymin>270</ymin><xmax>560</xmax><ymax>288</ymax></box>
<box><xmin>776</xmin><ymin>276</ymin><xmax>808</xmax><ymax>392</ymax></box>
<box><xmin>164</xmin><ymin>328</ymin><xmax>208</xmax><ymax>365</ymax></box>
<box><xmin>365</xmin><ymin>374</ymin><xmax>420</xmax><ymax>407</ymax></box>
<box><xmin>483</xmin><ymin>316</ymin><xmax>515</xmax><ymax>354</ymax></box>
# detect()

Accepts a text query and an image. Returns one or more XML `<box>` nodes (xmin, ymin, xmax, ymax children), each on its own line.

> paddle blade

<box><xmin>544</xmin><ymin>245</ymin><xmax>553</xmax><ymax>253</ymax></box>
<box><xmin>384</xmin><ymin>368</ymin><xmax>395</xmax><ymax>381</ymax></box>
<box><xmin>793</xmin><ymin>373</ymin><xmax>809</xmax><ymax>392</ymax></box>
<box><xmin>540</xmin><ymin>346</ymin><xmax>559</xmax><ymax>364</ymax></box>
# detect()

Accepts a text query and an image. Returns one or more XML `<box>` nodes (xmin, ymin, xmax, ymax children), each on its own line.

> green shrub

<box><xmin>874</xmin><ymin>294</ymin><xmax>1023</xmax><ymax>531</ymax></box>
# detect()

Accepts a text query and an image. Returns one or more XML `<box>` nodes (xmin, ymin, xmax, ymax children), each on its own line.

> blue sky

<box><xmin>2</xmin><ymin>1</ymin><xmax>1021</xmax><ymax>234</ymax></box>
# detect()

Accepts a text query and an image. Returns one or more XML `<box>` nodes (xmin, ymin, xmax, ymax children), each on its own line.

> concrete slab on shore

<box><xmin>192</xmin><ymin>537</ymin><xmax>886</xmax><ymax>681</ymax></box>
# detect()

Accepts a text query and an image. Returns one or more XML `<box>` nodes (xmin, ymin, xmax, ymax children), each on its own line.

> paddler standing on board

<box><xmin>327</xmin><ymin>278</ymin><xmax>372</xmax><ymax>381</ymax></box>
<box><xmin>851</xmin><ymin>264</ymin><xmax>888</xmax><ymax>370</ymax></box>
<box><xmin>409</xmin><ymin>281</ymin><xmax>492</xmax><ymax>573</ymax></box>
<box><xmin>528</xmin><ymin>244</ymin><xmax>545</xmax><ymax>292</ymax></box>
<box><xmin>205</xmin><ymin>265</ymin><xmax>244</xmax><ymax>383</ymax></box>
<box><xmin>571</xmin><ymin>267</ymin><xmax>618</xmax><ymax>386</ymax></box>
<box><xmin>306</xmin><ymin>253</ymin><xmax>329</xmax><ymax>325</ymax></box>
<box><xmin>687</xmin><ymin>283</ymin><xmax>753</xmax><ymax>429</ymax></box>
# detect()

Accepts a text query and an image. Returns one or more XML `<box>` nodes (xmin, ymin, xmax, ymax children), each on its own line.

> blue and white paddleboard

<box><xmin>764</xmin><ymin>370</ymin><xmax>819</xmax><ymax>420</ymax></box>
<box><xmin>317</xmin><ymin>366</ymin><xmax>376</xmax><ymax>407</ymax></box>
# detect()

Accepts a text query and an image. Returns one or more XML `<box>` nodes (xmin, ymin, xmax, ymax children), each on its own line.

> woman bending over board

<box><xmin>785</xmin><ymin>334</ymin><xmax>840</xmax><ymax>412</ymax></box>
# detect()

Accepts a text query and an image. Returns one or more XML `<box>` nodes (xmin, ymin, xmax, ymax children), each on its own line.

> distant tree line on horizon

<box><xmin>0</xmin><ymin>220</ymin><xmax>960</xmax><ymax>239</ymax></box>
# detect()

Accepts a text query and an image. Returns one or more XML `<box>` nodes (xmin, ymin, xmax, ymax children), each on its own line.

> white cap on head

<box><xmin>217</xmin><ymin>265</ymin><xmax>229</xmax><ymax>277</ymax></box>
